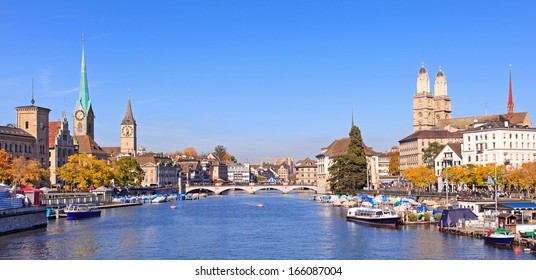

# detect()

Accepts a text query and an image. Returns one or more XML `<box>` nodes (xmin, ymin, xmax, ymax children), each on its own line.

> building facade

<box><xmin>399</xmin><ymin>129</ymin><xmax>463</xmax><ymax>172</ymax></box>
<box><xmin>227</xmin><ymin>163</ymin><xmax>252</xmax><ymax>184</ymax></box>
<box><xmin>135</xmin><ymin>153</ymin><xmax>180</xmax><ymax>187</ymax></box>
<box><xmin>433</xmin><ymin>143</ymin><xmax>463</xmax><ymax>176</ymax></box>
<box><xmin>461</xmin><ymin>122</ymin><xmax>536</xmax><ymax>169</ymax></box>
<box><xmin>48</xmin><ymin>112</ymin><xmax>76</xmax><ymax>185</ymax></box>
<box><xmin>211</xmin><ymin>162</ymin><xmax>229</xmax><ymax>182</ymax></box>
<box><xmin>295</xmin><ymin>158</ymin><xmax>317</xmax><ymax>185</ymax></box>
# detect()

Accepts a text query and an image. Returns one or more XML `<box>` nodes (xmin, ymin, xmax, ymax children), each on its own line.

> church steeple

<box><xmin>77</xmin><ymin>33</ymin><xmax>92</xmax><ymax>113</ymax></box>
<box><xmin>122</xmin><ymin>96</ymin><xmax>136</xmax><ymax>125</ymax></box>
<box><xmin>507</xmin><ymin>64</ymin><xmax>514</xmax><ymax>117</ymax></box>
<box><xmin>120</xmin><ymin>92</ymin><xmax>137</xmax><ymax>155</ymax></box>
<box><xmin>73</xmin><ymin>33</ymin><xmax>95</xmax><ymax>139</ymax></box>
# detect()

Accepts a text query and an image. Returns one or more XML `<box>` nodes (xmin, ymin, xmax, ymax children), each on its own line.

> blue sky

<box><xmin>1</xmin><ymin>1</ymin><xmax>535</xmax><ymax>163</ymax></box>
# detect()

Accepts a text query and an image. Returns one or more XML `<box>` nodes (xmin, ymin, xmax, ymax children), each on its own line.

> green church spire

<box><xmin>77</xmin><ymin>33</ymin><xmax>92</xmax><ymax>113</ymax></box>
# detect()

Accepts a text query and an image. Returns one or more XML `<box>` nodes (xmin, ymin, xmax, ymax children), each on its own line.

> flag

<box><xmin>487</xmin><ymin>175</ymin><xmax>494</xmax><ymax>185</ymax></box>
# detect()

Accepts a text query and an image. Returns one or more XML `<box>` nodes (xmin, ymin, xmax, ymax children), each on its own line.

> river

<box><xmin>0</xmin><ymin>191</ymin><xmax>534</xmax><ymax>260</ymax></box>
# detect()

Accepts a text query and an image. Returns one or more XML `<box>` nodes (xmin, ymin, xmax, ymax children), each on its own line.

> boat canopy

<box><xmin>439</xmin><ymin>209</ymin><xmax>478</xmax><ymax>228</ymax></box>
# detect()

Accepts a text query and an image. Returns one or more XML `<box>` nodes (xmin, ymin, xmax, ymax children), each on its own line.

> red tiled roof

<box><xmin>320</xmin><ymin>138</ymin><xmax>376</xmax><ymax>158</ymax></box>
<box><xmin>399</xmin><ymin>129</ymin><xmax>462</xmax><ymax>143</ymax></box>
<box><xmin>48</xmin><ymin>121</ymin><xmax>61</xmax><ymax>148</ymax></box>
<box><xmin>74</xmin><ymin>135</ymin><xmax>108</xmax><ymax>158</ymax></box>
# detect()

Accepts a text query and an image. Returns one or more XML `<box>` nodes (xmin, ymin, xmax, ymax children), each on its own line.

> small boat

<box><xmin>257</xmin><ymin>203</ymin><xmax>264</xmax><ymax>208</ymax></box>
<box><xmin>483</xmin><ymin>228</ymin><xmax>515</xmax><ymax>246</ymax></box>
<box><xmin>151</xmin><ymin>196</ymin><xmax>166</xmax><ymax>203</ymax></box>
<box><xmin>170</xmin><ymin>205</ymin><xmax>177</xmax><ymax>209</ymax></box>
<box><xmin>346</xmin><ymin>207</ymin><xmax>402</xmax><ymax>228</ymax></box>
<box><xmin>64</xmin><ymin>204</ymin><xmax>101</xmax><ymax>220</ymax></box>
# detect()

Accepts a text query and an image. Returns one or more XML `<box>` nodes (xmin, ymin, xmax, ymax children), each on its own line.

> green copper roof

<box><xmin>77</xmin><ymin>42</ymin><xmax>92</xmax><ymax>113</ymax></box>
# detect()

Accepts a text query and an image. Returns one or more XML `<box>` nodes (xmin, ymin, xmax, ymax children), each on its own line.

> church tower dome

<box><xmin>433</xmin><ymin>65</ymin><xmax>452</xmax><ymax>125</ymax></box>
<box><xmin>416</xmin><ymin>62</ymin><xmax>430</xmax><ymax>93</ymax></box>
<box><xmin>434</xmin><ymin>66</ymin><xmax>448</xmax><ymax>97</ymax></box>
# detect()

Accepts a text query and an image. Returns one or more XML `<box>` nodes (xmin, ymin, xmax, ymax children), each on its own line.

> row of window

<box><xmin>468</xmin><ymin>141</ymin><xmax>536</xmax><ymax>150</ymax></box>
<box><xmin>0</xmin><ymin>142</ymin><xmax>32</xmax><ymax>154</ymax></box>
<box><xmin>466</xmin><ymin>153</ymin><xmax>535</xmax><ymax>163</ymax></box>
<box><xmin>468</xmin><ymin>132</ymin><xmax>536</xmax><ymax>141</ymax></box>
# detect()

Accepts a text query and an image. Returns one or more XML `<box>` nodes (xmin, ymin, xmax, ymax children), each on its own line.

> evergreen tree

<box><xmin>328</xmin><ymin>125</ymin><xmax>368</xmax><ymax>194</ymax></box>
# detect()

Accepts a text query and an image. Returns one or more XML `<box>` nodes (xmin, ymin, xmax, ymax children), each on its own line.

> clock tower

<box><xmin>74</xmin><ymin>34</ymin><xmax>95</xmax><ymax>139</ymax></box>
<box><xmin>16</xmin><ymin>92</ymin><xmax>51</xmax><ymax>168</ymax></box>
<box><xmin>120</xmin><ymin>97</ymin><xmax>137</xmax><ymax>155</ymax></box>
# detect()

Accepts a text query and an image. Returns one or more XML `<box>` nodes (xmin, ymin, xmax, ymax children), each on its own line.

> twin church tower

<box><xmin>73</xmin><ymin>35</ymin><xmax>137</xmax><ymax>156</ymax></box>
<box><xmin>412</xmin><ymin>62</ymin><xmax>451</xmax><ymax>132</ymax></box>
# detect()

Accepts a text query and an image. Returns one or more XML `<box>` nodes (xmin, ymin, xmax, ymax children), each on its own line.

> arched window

<box><xmin>25</xmin><ymin>121</ymin><xmax>29</xmax><ymax>129</ymax></box>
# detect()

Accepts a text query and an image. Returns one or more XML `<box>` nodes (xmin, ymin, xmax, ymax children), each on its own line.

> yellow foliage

<box><xmin>56</xmin><ymin>154</ymin><xmax>114</xmax><ymax>190</ymax></box>
<box><xmin>402</xmin><ymin>166</ymin><xmax>436</xmax><ymax>188</ymax></box>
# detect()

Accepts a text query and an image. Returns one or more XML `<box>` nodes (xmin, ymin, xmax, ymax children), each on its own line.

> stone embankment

<box><xmin>0</xmin><ymin>206</ymin><xmax>47</xmax><ymax>236</ymax></box>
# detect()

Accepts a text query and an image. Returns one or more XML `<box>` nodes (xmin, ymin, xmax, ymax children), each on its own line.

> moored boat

<box><xmin>483</xmin><ymin>228</ymin><xmax>515</xmax><ymax>246</ymax></box>
<box><xmin>64</xmin><ymin>204</ymin><xmax>101</xmax><ymax>220</ymax></box>
<box><xmin>346</xmin><ymin>207</ymin><xmax>402</xmax><ymax>228</ymax></box>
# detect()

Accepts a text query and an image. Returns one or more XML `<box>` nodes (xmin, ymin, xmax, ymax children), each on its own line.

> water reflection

<box><xmin>0</xmin><ymin>194</ymin><xmax>534</xmax><ymax>260</ymax></box>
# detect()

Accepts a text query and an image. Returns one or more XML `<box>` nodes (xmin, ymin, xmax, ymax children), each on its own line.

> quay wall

<box><xmin>0</xmin><ymin>206</ymin><xmax>47</xmax><ymax>236</ymax></box>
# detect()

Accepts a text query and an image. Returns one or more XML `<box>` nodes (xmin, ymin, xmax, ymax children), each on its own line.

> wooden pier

<box><xmin>439</xmin><ymin>227</ymin><xmax>536</xmax><ymax>249</ymax></box>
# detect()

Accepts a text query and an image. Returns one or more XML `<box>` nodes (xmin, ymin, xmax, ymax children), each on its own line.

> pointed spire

<box><xmin>31</xmin><ymin>78</ymin><xmax>35</xmax><ymax>105</ymax></box>
<box><xmin>77</xmin><ymin>33</ymin><xmax>91</xmax><ymax>113</ymax></box>
<box><xmin>351</xmin><ymin>107</ymin><xmax>354</xmax><ymax>128</ymax></box>
<box><xmin>507</xmin><ymin>64</ymin><xmax>514</xmax><ymax>117</ymax></box>
<box><xmin>122</xmin><ymin>91</ymin><xmax>136</xmax><ymax>125</ymax></box>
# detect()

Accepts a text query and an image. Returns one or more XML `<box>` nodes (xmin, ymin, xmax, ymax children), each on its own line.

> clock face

<box><xmin>122</xmin><ymin>126</ymin><xmax>133</xmax><ymax>137</ymax></box>
<box><xmin>39</xmin><ymin>122</ymin><xmax>45</xmax><ymax>130</ymax></box>
<box><xmin>75</xmin><ymin>109</ymin><xmax>85</xmax><ymax>121</ymax></box>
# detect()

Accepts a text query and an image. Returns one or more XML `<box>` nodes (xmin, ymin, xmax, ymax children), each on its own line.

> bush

<box><xmin>408</xmin><ymin>213</ymin><xmax>418</xmax><ymax>221</ymax></box>
<box><xmin>433</xmin><ymin>213</ymin><xmax>442</xmax><ymax>221</ymax></box>
<box><xmin>423</xmin><ymin>212</ymin><xmax>432</xmax><ymax>221</ymax></box>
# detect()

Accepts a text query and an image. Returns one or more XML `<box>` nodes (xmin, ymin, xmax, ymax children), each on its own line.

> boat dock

<box><xmin>439</xmin><ymin>227</ymin><xmax>536</xmax><ymax>249</ymax></box>
<box><xmin>48</xmin><ymin>202</ymin><xmax>143</xmax><ymax>219</ymax></box>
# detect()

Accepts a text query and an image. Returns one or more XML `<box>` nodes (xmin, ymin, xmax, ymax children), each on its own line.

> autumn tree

<box><xmin>11</xmin><ymin>157</ymin><xmax>49</xmax><ymax>187</ymax></box>
<box><xmin>0</xmin><ymin>149</ymin><xmax>13</xmax><ymax>183</ymax></box>
<box><xmin>183</xmin><ymin>147</ymin><xmax>198</xmax><ymax>159</ymax></box>
<box><xmin>56</xmin><ymin>154</ymin><xmax>114</xmax><ymax>190</ymax></box>
<box><xmin>518</xmin><ymin>162</ymin><xmax>536</xmax><ymax>190</ymax></box>
<box><xmin>113</xmin><ymin>157</ymin><xmax>145</xmax><ymax>187</ymax></box>
<box><xmin>402</xmin><ymin>166</ymin><xmax>436</xmax><ymax>188</ymax></box>
<box><xmin>213</xmin><ymin>145</ymin><xmax>227</xmax><ymax>161</ymax></box>
<box><xmin>388</xmin><ymin>149</ymin><xmax>400</xmax><ymax>175</ymax></box>
<box><xmin>422</xmin><ymin>142</ymin><xmax>444</xmax><ymax>169</ymax></box>
<box><xmin>328</xmin><ymin>125</ymin><xmax>368</xmax><ymax>194</ymax></box>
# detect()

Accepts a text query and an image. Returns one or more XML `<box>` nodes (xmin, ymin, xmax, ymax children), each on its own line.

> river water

<box><xmin>0</xmin><ymin>191</ymin><xmax>534</xmax><ymax>260</ymax></box>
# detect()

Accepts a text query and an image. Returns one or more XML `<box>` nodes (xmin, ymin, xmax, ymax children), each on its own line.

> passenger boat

<box><xmin>346</xmin><ymin>207</ymin><xmax>402</xmax><ymax>228</ymax></box>
<box><xmin>483</xmin><ymin>228</ymin><xmax>515</xmax><ymax>246</ymax></box>
<box><xmin>64</xmin><ymin>204</ymin><xmax>101</xmax><ymax>220</ymax></box>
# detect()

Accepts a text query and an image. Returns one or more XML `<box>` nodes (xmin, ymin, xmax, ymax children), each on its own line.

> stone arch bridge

<box><xmin>185</xmin><ymin>184</ymin><xmax>322</xmax><ymax>195</ymax></box>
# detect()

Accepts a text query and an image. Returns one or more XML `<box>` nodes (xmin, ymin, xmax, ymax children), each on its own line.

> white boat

<box><xmin>346</xmin><ymin>207</ymin><xmax>402</xmax><ymax>228</ymax></box>
<box><xmin>151</xmin><ymin>196</ymin><xmax>166</xmax><ymax>203</ymax></box>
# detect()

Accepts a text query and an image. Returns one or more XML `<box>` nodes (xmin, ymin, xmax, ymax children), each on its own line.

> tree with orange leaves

<box><xmin>183</xmin><ymin>147</ymin><xmax>198</xmax><ymax>159</ymax></box>
<box><xmin>0</xmin><ymin>149</ymin><xmax>14</xmax><ymax>183</ymax></box>
<box><xmin>401</xmin><ymin>166</ymin><xmax>436</xmax><ymax>188</ymax></box>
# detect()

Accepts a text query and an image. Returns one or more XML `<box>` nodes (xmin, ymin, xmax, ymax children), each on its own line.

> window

<box><xmin>25</xmin><ymin>121</ymin><xmax>29</xmax><ymax>129</ymax></box>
